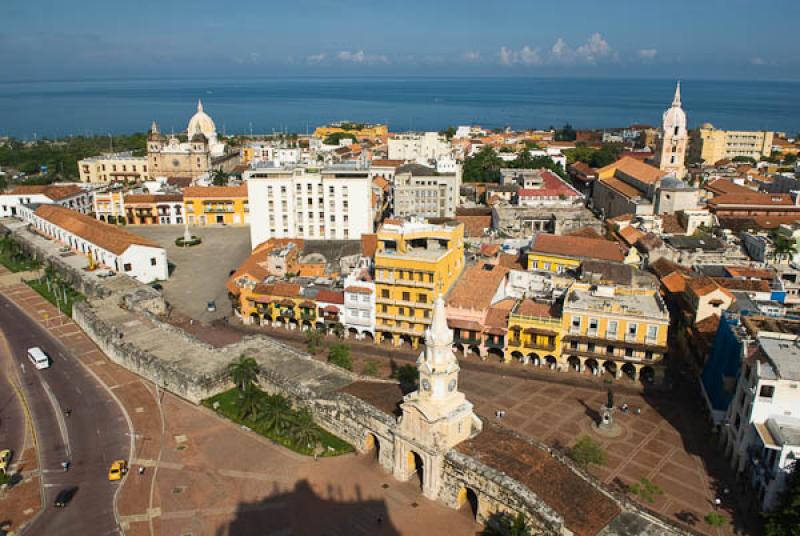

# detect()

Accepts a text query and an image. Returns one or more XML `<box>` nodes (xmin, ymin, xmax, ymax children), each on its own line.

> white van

<box><xmin>27</xmin><ymin>347</ymin><xmax>50</xmax><ymax>370</ymax></box>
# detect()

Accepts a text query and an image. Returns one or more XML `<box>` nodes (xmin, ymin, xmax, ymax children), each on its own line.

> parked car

<box><xmin>27</xmin><ymin>347</ymin><xmax>50</xmax><ymax>370</ymax></box>
<box><xmin>108</xmin><ymin>459</ymin><xmax>128</xmax><ymax>481</ymax></box>
<box><xmin>150</xmin><ymin>283</ymin><xmax>163</xmax><ymax>292</ymax></box>
<box><xmin>0</xmin><ymin>449</ymin><xmax>11</xmax><ymax>474</ymax></box>
<box><xmin>54</xmin><ymin>486</ymin><xmax>79</xmax><ymax>507</ymax></box>
<box><xmin>95</xmin><ymin>270</ymin><xmax>115</xmax><ymax>278</ymax></box>
<box><xmin>207</xmin><ymin>301</ymin><xmax>216</xmax><ymax>312</ymax></box>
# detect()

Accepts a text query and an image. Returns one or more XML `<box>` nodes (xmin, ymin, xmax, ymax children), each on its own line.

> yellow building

<box><xmin>505</xmin><ymin>299</ymin><xmax>564</xmax><ymax>366</ymax></box>
<box><xmin>183</xmin><ymin>185</ymin><xmax>249</xmax><ymax>225</ymax></box>
<box><xmin>561</xmin><ymin>282</ymin><xmax>669</xmax><ymax>383</ymax></box>
<box><xmin>92</xmin><ymin>190</ymin><xmax>126</xmax><ymax>224</ymax></box>
<box><xmin>78</xmin><ymin>153</ymin><xmax>149</xmax><ymax>184</ymax></box>
<box><xmin>241</xmin><ymin>146</ymin><xmax>255</xmax><ymax>164</ymax></box>
<box><xmin>527</xmin><ymin>234</ymin><xmax>625</xmax><ymax>273</ymax></box>
<box><xmin>313</xmin><ymin>123</ymin><xmax>388</xmax><ymax>140</ymax></box>
<box><xmin>690</xmin><ymin>123</ymin><xmax>774</xmax><ymax>164</ymax></box>
<box><xmin>375</xmin><ymin>220</ymin><xmax>465</xmax><ymax>347</ymax></box>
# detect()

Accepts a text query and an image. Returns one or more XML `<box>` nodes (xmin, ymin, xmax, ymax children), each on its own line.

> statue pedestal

<box><xmin>593</xmin><ymin>405</ymin><xmax>622</xmax><ymax>438</ymax></box>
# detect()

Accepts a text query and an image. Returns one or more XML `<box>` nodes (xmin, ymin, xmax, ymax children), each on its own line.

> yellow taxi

<box><xmin>0</xmin><ymin>449</ymin><xmax>11</xmax><ymax>474</ymax></box>
<box><xmin>108</xmin><ymin>459</ymin><xmax>128</xmax><ymax>481</ymax></box>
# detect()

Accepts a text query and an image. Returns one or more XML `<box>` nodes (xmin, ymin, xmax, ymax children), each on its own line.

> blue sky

<box><xmin>2</xmin><ymin>0</ymin><xmax>798</xmax><ymax>81</ymax></box>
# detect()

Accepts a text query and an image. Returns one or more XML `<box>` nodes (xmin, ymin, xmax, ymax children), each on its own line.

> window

<box><xmin>382</xmin><ymin>289</ymin><xmax>390</xmax><ymax>298</ymax></box>
<box><xmin>759</xmin><ymin>385</ymin><xmax>775</xmax><ymax>399</ymax></box>
<box><xmin>123</xmin><ymin>263</ymin><xmax>132</xmax><ymax>272</ymax></box>
<box><xmin>150</xmin><ymin>258</ymin><xmax>157</xmax><ymax>266</ymax></box>
<box><xmin>402</xmin><ymin>292</ymin><xmax>410</xmax><ymax>302</ymax></box>
<box><xmin>607</xmin><ymin>320</ymin><xmax>618</xmax><ymax>337</ymax></box>
<box><xmin>588</xmin><ymin>318</ymin><xmax>598</xmax><ymax>331</ymax></box>
<box><xmin>628</xmin><ymin>323</ymin><xmax>638</xmax><ymax>336</ymax></box>
<box><xmin>647</xmin><ymin>325</ymin><xmax>658</xmax><ymax>340</ymax></box>
<box><xmin>417</xmin><ymin>294</ymin><xmax>427</xmax><ymax>303</ymax></box>
<box><xmin>571</xmin><ymin>317</ymin><xmax>581</xmax><ymax>329</ymax></box>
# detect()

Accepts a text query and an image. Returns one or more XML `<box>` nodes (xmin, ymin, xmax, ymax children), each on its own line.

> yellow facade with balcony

<box><xmin>183</xmin><ymin>185</ymin><xmax>249</xmax><ymax>225</ymax></box>
<box><xmin>526</xmin><ymin>252</ymin><xmax>582</xmax><ymax>273</ymax></box>
<box><xmin>561</xmin><ymin>282</ymin><xmax>669</xmax><ymax>383</ymax></box>
<box><xmin>505</xmin><ymin>300</ymin><xmax>564</xmax><ymax>366</ymax></box>
<box><xmin>374</xmin><ymin>221</ymin><xmax>464</xmax><ymax>347</ymax></box>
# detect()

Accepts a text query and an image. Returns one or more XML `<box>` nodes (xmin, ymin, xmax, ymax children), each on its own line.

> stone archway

<box><xmin>527</xmin><ymin>352</ymin><xmax>541</xmax><ymax>366</ymax></box>
<box><xmin>361</xmin><ymin>331</ymin><xmax>374</xmax><ymax>343</ymax></box>
<box><xmin>603</xmin><ymin>360</ymin><xmax>617</xmax><ymax>376</ymax></box>
<box><xmin>585</xmin><ymin>358</ymin><xmax>599</xmax><ymax>374</ymax></box>
<box><xmin>407</xmin><ymin>451</ymin><xmax>424</xmax><ymax>489</ymax></box>
<box><xmin>468</xmin><ymin>345</ymin><xmax>481</xmax><ymax>358</ymax></box>
<box><xmin>545</xmin><ymin>355</ymin><xmax>557</xmax><ymax>369</ymax></box>
<box><xmin>456</xmin><ymin>487</ymin><xmax>480</xmax><ymax>520</ymax></box>
<box><xmin>622</xmin><ymin>363</ymin><xmax>636</xmax><ymax>380</ymax></box>
<box><xmin>249</xmin><ymin>313</ymin><xmax>260</xmax><ymax>325</ymax></box>
<box><xmin>640</xmin><ymin>366</ymin><xmax>655</xmax><ymax>384</ymax></box>
<box><xmin>511</xmin><ymin>351</ymin><xmax>524</xmax><ymax>363</ymax></box>
<box><xmin>487</xmin><ymin>348</ymin><xmax>504</xmax><ymax>361</ymax></box>
<box><xmin>567</xmin><ymin>355</ymin><xmax>581</xmax><ymax>372</ymax></box>
<box><xmin>364</xmin><ymin>433</ymin><xmax>381</xmax><ymax>463</ymax></box>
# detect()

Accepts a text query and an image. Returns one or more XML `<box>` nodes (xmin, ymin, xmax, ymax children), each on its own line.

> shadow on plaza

<box><xmin>216</xmin><ymin>479</ymin><xmax>401</xmax><ymax>536</ymax></box>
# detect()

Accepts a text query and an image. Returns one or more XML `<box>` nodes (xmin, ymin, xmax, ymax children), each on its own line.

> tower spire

<box><xmin>151</xmin><ymin>120</ymin><xmax>159</xmax><ymax>134</ymax></box>
<box><xmin>672</xmin><ymin>81</ymin><xmax>682</xmax><ymax>107</ymax></box>
<box><xmin>197</xmin><ymin>99</ymin><xmax>203</xmax><ymax>113</ymax></box>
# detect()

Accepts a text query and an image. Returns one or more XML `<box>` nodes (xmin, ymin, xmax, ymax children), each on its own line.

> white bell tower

<box><xmin>656</xmin><ymin>81</ymin><xmax>688</xmax><ymax>178</ymax></box>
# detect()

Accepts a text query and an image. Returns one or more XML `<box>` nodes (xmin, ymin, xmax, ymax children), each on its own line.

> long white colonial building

<box><xmin>245</xmin><ymin>164</ymin><xmax>373</xmax><ymax>249</ymax></box>
<box><xmin>0</xmin><ymin>184</ymin><xmax>93</xmax><ymax>218</ymax></box>
<box><xmin>20</xmin><ymin>204</ymin><xmax>168</xmax><ymax>283</ymax></box>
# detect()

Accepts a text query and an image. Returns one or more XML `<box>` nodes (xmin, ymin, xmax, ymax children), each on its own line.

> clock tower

<box><xmin>393</xmin><ymin>295</ymin><xmax>482</xmax><ymax>500</ymax></box>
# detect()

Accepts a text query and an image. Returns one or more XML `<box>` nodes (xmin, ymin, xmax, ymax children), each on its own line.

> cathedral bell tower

<box><xmin>393</xmin><ymin>295</ymin><xmax>482</xmax><ymax>500</ymax></box>
<box><xmin>656</xmin><ymin>81</ymin><xmax>688</xmax><ymax>178</ymax></box>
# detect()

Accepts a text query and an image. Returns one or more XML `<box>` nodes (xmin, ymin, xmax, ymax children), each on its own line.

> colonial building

<box><xmin>183</xmin><ymin>185</ymin><xmax>249</xmax><ymax>225</ymax></box>
<box><xmin>20</xmin><ymin>204</ymin><xmax>168</xmax><ymax>283</ymax></box>
<box><xmin>0</xmin><ymin>185</ymin><xmax>92</xmax><ymax>218</ymax></box>
<box><xmin>374</xmin><ymin>220</ymin><xmax>465</xmax><ymax>348</ymax></box>
<box><xmin>388</xmin><ymin>132</ymin><xmax>452</xmax><ymax>163</ymax></box>
<box><xmin>245</xmin><ymin>164</ymin><xmax>372</xmax><ymax>246</ymax></box>
<box><xmin>527</xmin><ymin>233</ymin><xmax>625</xmax><ymax>274</ymax></box>
<box><xmin>561</xmin><ymin>282</ymin><xmax>669</xmax><ymax>383</ymax></box>
<box><xmin>78</xmin><ymin>152</ymin><xmax>149</xmax><ymax>183</ymax></box>
<box><xmin>123</xmin><ymin>194</ymin><xmax>184</xmax><ymax>225</ymax></box>
<box><xmin>506</xmin><ymin>299</ymin><xmax>563</xmax><ymax>367</ymax></box>
<box><xmin>392</xmin><ymin>163</ymin><xmax>461</xmax><ymax>219</ymax></box>
<box><xmin>147</xmin><ymin>100</ymin><xmax>239</xmax><ymax>179</ymax></box>
<box><xmin>654</xmin><ymin>82</ymin><xmax>688</xmax><ymax>178</ymax></box>
<box><xmin>343</xmin><ymin>259</ymin><xmax>376</xmax><ymax>341</ymax></box>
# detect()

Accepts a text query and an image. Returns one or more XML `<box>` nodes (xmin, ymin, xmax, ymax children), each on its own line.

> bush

<box><xmin>362</xmin><ymin>359</ymin><xmax>380</xmax><ymax>377</ymax></box>
<box><xmin>328</xmin><ymin>344</ymin><xmax>352</xmax><ymax>371</ymax></box>
<box><xmin>175</xmin><ymin>236</ymin><xmax>202</xmax><ymax>247</ymax></box>
<box><xmin>568</xmin><ymin>435</ymin><xmax>607</xmax><ymax>467</ymax></box>
<box><xmin>304</xmin><ymin>328</ymin><xmax>324</xmax><ymax>354</ymax></box>
<box><xmin>704</xmin><ymin>512</ymin><xmax>727</xmax><ymax>527</ymax></box>
<box><xmin>629</xmin><ymin>477</ymin><xmax>663</xmax><ymax>504</ymax></box>
<box><xmin>392</xmin><ymin>364</ymin><xmax>418</xmax><ymax>389</ymax></box>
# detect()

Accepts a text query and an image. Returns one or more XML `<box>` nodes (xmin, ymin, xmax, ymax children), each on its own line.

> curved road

<box><xmin>0</xmin><ymin>294</ymin><xmax>130</xmax><ymax>535</ymax></box>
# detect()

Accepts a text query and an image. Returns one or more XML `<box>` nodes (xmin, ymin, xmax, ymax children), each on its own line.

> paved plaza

<box><xmin>129</xmin><ymin>224</ymin><xmax>252</xmax><ymax>322</ymax></box>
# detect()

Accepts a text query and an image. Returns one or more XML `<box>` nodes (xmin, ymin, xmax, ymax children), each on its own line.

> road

<box><xmin>0</xmin><ymin>294</ymin><xmax>130</xmax><ymax>535</ymax></box>
<box><xmin>0</xmin><ymin>353</ymin><xmax>25</xmax><ymax>472</ymax></box>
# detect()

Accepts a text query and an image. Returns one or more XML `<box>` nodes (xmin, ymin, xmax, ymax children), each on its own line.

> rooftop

<box><xmin>564</xmin><ymin>285</ymin><xmax>667</xmax><ymax>319</ymax></box>
<box><xmin>758</xmin><ymin>336</ymin><xmax>800</xmax><ymax>381</ymax></box>
<box><xmin>33</xmin><ymin>204</ymin><xmax>160</xmax><ymax>255</ymax></box>
<box><xmin>9</xmin><ymin>184</ymin><xmax>85</xmax><ymax>201</ymax></box>
<box><xmin>447</xmin><ymin>263</ymin><xmax>509</xmax><ymax>311</ymax></box>
<box><xmin>599</xmin><ymin>156</ymin><xmax>665</xmax><ymax>185</ymax></box>
<box><xmin>530</xmin><ymin>234</ymin><xmax>625</xmax><ymax>263</ymax></box>
<box><xmin>183</xmin><ymin>185</ymin><xmax>248</xmax><ymax>198</ymax></box>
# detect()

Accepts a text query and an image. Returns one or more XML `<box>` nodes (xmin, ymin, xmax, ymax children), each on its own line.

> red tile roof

<box><xmin>34</xmin><ymin>204</ymin><xmax>159</xmax><ymax>255</ymax></box>
<box><xmin>183</xmin><ymin>185</ymin><xmax>248</xmax><ymax>198</ymax></box>
<box><xmin>599</xmin><ymin>156</ymin><xmax>665</xmax><ymax>185</ymax></box>
<box><xmin>517</xmin><ymin>170</ymin><xmax>581</xmax><ymax>198</ymax></box>
<box><xmin>124</xmin><ymin>194</ymin><xmax>183</xmax><ymax>204</ymax></box>
<box><xmin>315</xmin><ymin>289</ymin><xmax>344</xmax><ymax>304</ymax></box>
<box><xmin>530</xmin><ymin>234</ymin><xmax>625</xmax><ymax>263</ymax></box>
<box><xmin>361</xmin><ymin>234</ymin><xmax>377</xmax><ymax>258</ymax></box>
<box><xmin>515</xmin><ymin>299</ymin><xmax>557</xmax><ymax>318</ymax></box>
<box><xmin>447</xmin><ymin>263</ymin><xmax>509</xmax><ymax>310</ymax></box>
<box><xmin>10</xmin><ymin>184</ymin><xmax>85</xmax><ymax>200</ymax></box>
<box><xmin>704</xmin><ymin>179</ymin><xmax>753</xmax><ymax>196</ymax></box>
<box><xmin>708</xmin><ymin>192</ymin><xmax>795</xmax><ymax>208</ymax></box>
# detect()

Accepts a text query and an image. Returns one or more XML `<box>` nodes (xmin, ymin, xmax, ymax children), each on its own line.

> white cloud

<box><xmin>462</xmin><ymin>51</ymin><xmax>481</xmax><ymax>62</ymax></box>
<box><xmin>232</xmin><ymin>52</ymin><xmax>261</xmax><ymax>65</ymax></box>
<box><xmin>306</xmin><ymin>53</ymin><xmax>327</xmax><ymax>64</ymax></box>
<box><xmin>499</xmin><ymin>45</ymin><xmax>543</xmax><ymax>66</ymax></box>
<box><xmin>751</xmin><ymin>56</ymin><xmax>767</xmax><ymax>65</ymax></box>
<box><xmin>501</xmin><ymin>33</ymin><xmax>614</xmax><ymax>66</ymax></box>
<box><xmin>336</xmin><ymin>50</ymin><xmax>389</xmax><ymax>64</ymax></box>
<box><xmin>637</xmin><ymin>48</ymin><xmax>658</xmax><ymax>59</ymax></box>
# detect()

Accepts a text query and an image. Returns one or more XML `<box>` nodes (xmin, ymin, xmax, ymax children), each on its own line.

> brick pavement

<box><xmin>0</xmin><ymin>280</ymin><xmax>480</xmax><ymax>535</ymax></box>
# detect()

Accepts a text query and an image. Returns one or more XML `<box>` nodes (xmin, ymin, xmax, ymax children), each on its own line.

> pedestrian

<box><xmin>635</xmin><ymin>407</ymin><xmax>641</xmax><ymax>416</ymax></box>
<box><xmin>377</xmin><ymin>515</ymin><xmax>383</xmax><ymax>526</ymax></box>
<box><xmin>714</xmin><ymin>497</ymin><xmax>721</xmax><ymax>509</ymax></box>
<box><xmin>138</xmin><ymin>466</ymin><xmax>145</xmax><ymax>475</ymax></box>
<box><xmin>62</xmin><ymin>461</ymin><xmax>69</xmax><ymax>472</ymax></box>
<box><xmin>64</xmin><ymin>408</ymin><xmax>71</xmax><ymax>417</ymax></box>
<box><xmin>20</xmin><ymin>362</ymin><xmax>25</xmax><ymax>374</ymax></box>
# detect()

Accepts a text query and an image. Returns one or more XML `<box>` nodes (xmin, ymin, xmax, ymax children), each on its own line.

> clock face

<box><xmin>172</xmin><ymin>159</ymin><xmax>180</xmax><ymax>168</ymax></box>
<box><xmin>421</xmin><ymin>379</ymin><xmax>431</xmax><ymax>391</ymax></box>
<box><xmin>448</xmin><ymin>379</ymin><xmax>456</xmax><ymax>392</ymax></box>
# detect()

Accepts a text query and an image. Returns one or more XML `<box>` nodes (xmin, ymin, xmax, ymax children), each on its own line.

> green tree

<box><xmin>227</xmin><ymin>355</ymin><xmax>260</xmax><ymax>392</ymax></box>
<box><xmin>764</xmin><ymin>463</ymin><xmax>800</xmax><ymax>536</ymax></box>
<box><xmin>327</xmin><ymin>344</ymin><xmax>352</xmax><ymax>371</ymax></box>
<box><xmin>628</xmin><ymin>477</ymin><xmax>663</xmax><ymax>504</ymax></box>
<box><xmin>289</xmin><ymin>409</ymin><xmax>320</xmax><ymax>450</ymax></box>
<box><xmin>211</xmin><ymin>169</ymin><xmax>229</xmax><ymax>186</ymax></box>
<box><xmin>239</xmin><ymin>387</ymin><xmax>263</xmax><ymax>421</ymax></box>
<box><xmin>260</xmin><ymin>394</ymin><xmax>293</xmax><ymax>433</ymax></box>
<box><xmin>323</xmin><ymin>132</ymin><xmax>357</xmax><ymax>146</ymax></box>
<box><xmin>732</xmin><ymin>155</ymin><xmax>757</xmax><ymax>164</ymax></box>
<box><xmin>440</xmin><ymin>126</ymin><xmax>457</xmax><ymax>140</ymax></box>
<box><xmin>555</xmin><ymin>123</ymin><xmax>577</xmax><ymax>141</ymax></box>
<box><xmin>704</xmin><ymin>512</ymin><xmax>728</xmax><ymax>528</ymax></box>
<box><xmin>463</xmin><ymin>146</ymin><xmax>503</xmax><ymax>182</ymax></box>
<box><xmin>362</xmin><ymin>359</ymin><xmax>380</xmax><ymax>377</ymax></box>
<box><xmin>481</xmin><ymin>512</ymin><xmax>531</xmax><ymax>536</ymax></box>
<box><xmin>773</xmin><ymin>234</ymin><xmax>797</xmax><ymax>263</ymax></box>
<box><xmin>332</xmin><ymin>322</ymin><xmax>345</xmax><ymax>339</ymax></box>
<box><xmin>304</xmin><ymin>328</ymin><xmax>324</xmax><ymax>354</ymax></box>
<box><xmin>392</xmin><ymin>364</ymin><xmax>418</xmax><ymax>390</ymax></box>
<box><xmin>568</xmin><ymin>435</ymin><xmax>607</xmax><ymax>467</ymax></box>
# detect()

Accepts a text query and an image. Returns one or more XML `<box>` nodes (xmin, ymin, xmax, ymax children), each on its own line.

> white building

<box><xmin>655</xmin><ymin>82</ymin><xmax>688</xmax><ymax>178</ymax></box>
<box><xmin>722</xmin><ymin>334</ymin><xmax>800</xmax><ymax>510</ymax></box>
<box><xmin>343</xmin><ymin>259</ymin><xmax>376</xmax><ymax>340</ymax></box>
<box><xmin>0</xmin><ymin>184</ymin><xmax>93</xmax><ymax>218</ymax></box>
<box><xmin>20</xmin><ymin>204</ymin><xmax>168</xmax><ymax>283</ymax></box>
<box><xmin>388</xmin><ymin>132</ymin><xmax>452</xmax><ymax>163</ymax></box>
<box><xmin>245</xmin><ymin>164</ymin><xmax>373</xmax><ymax>249</ymax></box>
<box><xmin>78</xmin><ymin>152</ymin><xmax>149</xmax><ymax>184</ymax></box>
<box><xmin>392</xmin><ymin>163</ymin><xmax>461</xmax><ymax>219</ymax></box>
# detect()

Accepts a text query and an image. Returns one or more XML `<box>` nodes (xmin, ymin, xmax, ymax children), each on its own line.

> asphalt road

<box><xmin>0</xmin><ymin>356</ymin><xmax>25</xmax><ymax>473</ymax></box>
<box><xmin>0</xmin><ymin>294</ymin><xmax>130</xmax><ymax>536</ymax></box>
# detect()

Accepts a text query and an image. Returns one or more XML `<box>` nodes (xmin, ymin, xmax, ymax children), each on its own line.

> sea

<box><xmin>0</xmin><ymin>77</ymin><xmax>798</xmax><ymax>140</ymax></box>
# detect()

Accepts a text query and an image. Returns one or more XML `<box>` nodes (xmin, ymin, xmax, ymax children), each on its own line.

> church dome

<box><xmin>662</xmin><ymin>81</ymin><xmax>687</xmax><ymax>133</ymax></box>
<box><xmin>187</xmin><ymin>99</ymin><xmax>217</xmax><ymax>138</ymax></box>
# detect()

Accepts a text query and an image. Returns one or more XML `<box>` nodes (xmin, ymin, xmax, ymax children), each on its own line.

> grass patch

<box><xmin>203</xmin><ymin>387</ymin><xmax>353</xmax><ymax>457</ymax></box>
<box><xmin>25</xmin><ymin>278</ymin><xmax>85</xmax><ymax>316</ymax></box>
<box><xmin>0</xmin><ymin>239</ymin><xmax>40</xmax><ymax>272</ymax></box>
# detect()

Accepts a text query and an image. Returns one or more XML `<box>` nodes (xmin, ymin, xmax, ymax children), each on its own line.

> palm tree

<box><xmin>211</xmin><ymin>169</ymin><xmax>229</xmax><ymax>186</ymax></box>
<box><xmin>773</xmin><ymin>235</ymin><xmax>797</xmax><ymax>263</ymax></box>
<box><xmin>227</xmin><ymin>355</ymin><xmax>260</xmax><ymax>392</ymax></box>
<box><xmin>260</xmin><ymin>394</ymin><xmax>293</xmax><ymax>434</ymax></box>
<box><xmin>239</xmin><ymin>387</ymin><xmax>262</xmax><ymax>421</ymax></box>
<box><xmin>289</xmin><ymin>409</ymin><xmax>320</xmax><ymax>450</ymax></box>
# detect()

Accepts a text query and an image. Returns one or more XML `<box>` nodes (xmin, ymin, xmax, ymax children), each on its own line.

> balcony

<box><xmin>508</xmin><ymin>338</ymin><xmax>522</xmax><ymax>347</ymax></box>
<box><xmin>279</xmin><ymin>309</ymin><xmax>295</xmax><ymax>318</ymax></box>
<box><xmin>301</xmin><ymin>310</ymin><xmax>315</xmax><ymax>321</ymax></box>
<box><xmin>525</xmin><ymin>340</ymin><xmax>556</xmax><ymax>352</ymax></box>
<box><xmin>455</xmin><ymin>333</ymin><xmax>481</xmax><ymax>345</ymax></box>
<box><xmin>485</xmin><ymin>339</ymin><xmax>505</xmax><ymax>349</ymax></box>
<box><xmin>625</xmin><ymin>333</ymin><xmax>639</xmax><ymax>343</ymax></box>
